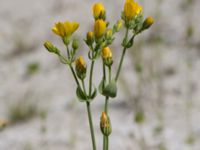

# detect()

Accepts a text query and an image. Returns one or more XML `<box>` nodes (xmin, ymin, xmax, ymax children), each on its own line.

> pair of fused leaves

<box><xmin>99</xmin><ymin>79</ymin><xmax>117</xmax><ymax>98</ymax></box>
<box><xmin>76</xmin><ymin>86</ymin><xmax>97</xmax><ymax>102</ymax></box>
<box><xmin>122</xmin><ymin>36</ymin><xmax>134</xmax><ymax>48</ymax></box>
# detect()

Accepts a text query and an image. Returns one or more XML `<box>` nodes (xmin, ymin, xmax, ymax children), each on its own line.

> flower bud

<box><xmin>75</xmin><ymin>56</ymin><xmax>87</xmax><ymax>80</ymax></box>
<box><xmin>142</xmin><ymin>16</ymin><xmax>154</xmax><ymax>30</ymax></box>
<box><xmin>116</xmin><ymin>20</ymin><xmax>123</xmax><ymax>32</ymax></box>
<box><xmin>44</xmin><ymin>41</ymin><xmax>59</xmax><ymax>54</ymax></box>
<box><xmin>94</xmin><ymin>19</ymin><xmax>106</xmax><ymax>39</ymax></box>
<box><xmin>102</xmin><ymin>47</ymin><xmax>112</xmax><ymax>59</ymax></box>
<box><xmin>72</xmin><ymin>39</ymin><xmax>79</xmax><ymax>50</ymax></box>
<box><xmin>106</xmin><ymin>29</ymin><xmax>113</xmax><ymax>39</ymax></box>
<box><xmin>86</xmin><ymin>31</ymin><xmax>94</xmax><ymax>44</ymax></box>
<box><xmin>102</xmin><ymin>47</ymin><xmax>113</xmax><ymax>66</ymax></box>
<box><xmin>92</xmin><ymin>3</ymin><xmax>106</xmax><ymax>20</ymax></box>
<box><xmin>100</xmin><ymin>112</ymin><xmax>112</xmax><ymax>136</ymax></box>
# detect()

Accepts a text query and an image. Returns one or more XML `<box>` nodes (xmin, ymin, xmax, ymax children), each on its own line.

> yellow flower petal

<box><xmin>124</xmin><ymin>0</ymin><xmax>142</xmax><ymax>20</ymax></box>
<box><xmin>92</xmin><ymin>3</ymin><xmax>105</xmax><ymax>19</ymax></box>
<box><xmin>52</xmin><ymin>21</ymin><xmax>79</xmax><ymax>38</ymax></box>
<box><xmin>102</xmin><ymin>47</ymin><xmax>112</xmax><ymax>59</ymax></box>
<box><xmin>64</xmin><ymin>21</ymin><xmax>79</xmax><ymax>36</ymax></box>
<box><xmin>94</xmin><ymin>19</ymin><xmax>106</xmax><ymax>38</ymax></box>
<box><xmin>71</xmin><ymin>22</ymin><xmax>79</xmax><ymax>33</ymax></box>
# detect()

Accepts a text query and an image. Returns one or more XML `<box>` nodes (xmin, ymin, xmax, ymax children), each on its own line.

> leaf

<box><xmin>98</xmin><ymin>79</ymin><xmax>106</xmax><ymax>95</ymax></box>
<box><xmin>102</xmin><ymin>80</ymin><xmax>117</xmax><ymax>98</ymax></box>
<box><xmin>76</xmin><ymin>86</ymin><xmax>87</xmax><ymax>102</ymax></box>
<box><xmin>126</xmin><ymin>38</ymin><xmax>134</xmax><ymax>48</ymax></box>
<box><xmin>90</xmin><ymin>86</ymin><xmax>97</xmax><ymax>99</ymax></box>
<box><xmin>122</xmin><ymin>38</ymin><xmax>128</xmax><ymax>47</ymax></box>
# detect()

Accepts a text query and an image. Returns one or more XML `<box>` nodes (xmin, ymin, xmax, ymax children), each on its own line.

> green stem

<box><xmin>103</xmin><ymin>136</ymin><xmax>107</xmax><ymax>150</ymax></box>
<box><xmin>89</xmin><ymin>60</ymin><xmax>95</xmax><ymax>96</ymax></box>
<box><xmin>69</xmin><ymin>65</ymin><xmax>80</xmax><ymax>87</ymax></box>
<box><xmin>108</xmin><ymin>66</ymin><xmax>111</xmax><ymax>83</ymax></box>
<box><xmin>66</xmin><ymin>45</ymin><xmax>71</xmax><ymax>60</ymax></box>
<box><xmin>106</xmin><ymin>136</ymin><xmax>109</xmax><ymax>150</ymax></box>
<box><xmin>86</xmin><ymin>102</ymin><xmax>96</xmax><ymax>150</ymax></box>
<box><xmin>81</xmin><ymin>79</ymin><xmax>96</xmax><ymax>150</ymax></box>
<box><xmin>103</xmin><ymin>66</ymin><xmax>112</xmax><ymax>150</ymax></box>
<box><xmin>81</xmin><ymin>79</ymin><xmax>87</xmax><ymax>95</ymax></box>
<box><xmin>102</xmin><ymin>62</ymin><xmax>108</xmax><ymax>150</ymax></box>
<box><xmin>115</xmin><ymin>29</ymin><xmax>136</xmax><ymax>82</ymax></box>
<box><xmin>115</xmin><ymin>46</ymin><xmax>126</xmax><ymax>82</ymax></box>
<box><xmin>115</xmin><ymin>28</ymin><xmax>129</xmax><ymax>81</ymax></box>
<box><xmin>102</xmin><ymin>63</ymin><xmax>106</xmax><ymax>87</ymax></box>
<box><xmin>104</xmin><ymin>97</ymin><xmax>109</xmax><ymax>114</ymax></box>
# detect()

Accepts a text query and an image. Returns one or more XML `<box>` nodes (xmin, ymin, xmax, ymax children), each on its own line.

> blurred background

<box><xmin>0</xmin><ymin>0</ymin><xmax>200</xmax><ymax>150</ymax></box>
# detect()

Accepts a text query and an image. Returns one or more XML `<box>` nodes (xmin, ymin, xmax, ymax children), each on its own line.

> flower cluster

<box><xmin>44</xmin><ymin>1</ymin><xmax>153</xmax><ymax>150</ymax></box>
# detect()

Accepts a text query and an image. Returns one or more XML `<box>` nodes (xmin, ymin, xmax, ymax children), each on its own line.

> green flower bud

<box><xmin>105</xmin><ymin>29</ymin><xmax>113</xmax><ymax>39</ymax></box>
<box><xmin>115</xmin><ymin>20</ymin><xmax>123</xmax><ymax>32</ymax></box>
<box><xmin>72</xmin><ymin>39</ymin><xmax>79</xmax><ymax>50</ymax></box>
<box><xmin>44</xmin><ymin>41</ymin><xmax>59</xmax><ymax>54</ymax></box>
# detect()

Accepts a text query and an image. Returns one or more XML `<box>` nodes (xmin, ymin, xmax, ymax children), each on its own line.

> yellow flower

<box><xmin>52</xmin><ymin>21</ymin><xmax>79</xmax><ymax>38</ymax></box>
<box><xmin>124</xmin><ymin>0</ymin><xmax>142</xmax><ymax>20</ymax></box>
<box><xmin>142</xmin><ymin>16</ymin><xmax>154</xmax><ymax>30</ymax></box>
<box><xmin>94</xmin><ymin>19</ymin><xmax>106</xmax><ymax>38</ymax></box>
<box><xmin>102</xmin><ymin>47</ymin><xmax>112</xmax><ymax>59</ymax></box>
<box><xmin>92</xmin><ymin>3</ymin><xmax>105</xmax><ymax>19</ymax></box>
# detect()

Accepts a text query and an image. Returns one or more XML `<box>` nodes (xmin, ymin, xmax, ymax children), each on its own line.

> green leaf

<box><xmin>122</xmin><ymin>38</ymin><xmax>128</xmax><ymax>47</ymax></box>
<box><xmin>76</xmin><ymin>86</ymin><xmax>87</xmax><ymax>102</ymax></box>
<box><xmin>90</xmin><ymin>86</ymin><xmax>97</xmax><ymax>99</ymax></box>
<box><xmin>98</xmin><ymin>79</ymin><xmax>106</xmax><ymax>95</ymax></box>
<box><xmin>126</xmin><ymin>38</ymin><xmax>134</xmax><ymax>48</ymax></box>
<box><xmin>102</xmin><ymin>80</ymin><xmax>117</xmax><ymax>98</ymax></box>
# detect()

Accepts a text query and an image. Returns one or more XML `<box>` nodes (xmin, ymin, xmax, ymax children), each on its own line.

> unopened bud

<box><xmin>72</xmin><ymin>39</ymin><xmax>79</xmax><ymax>50</ymax></box>
<box><xmin>116</xmin><ymin>20</ymin><xmax>123</xmax><ymax>31</ymax></box>
<box><xmin>102</xmin><ymin>47</ymin><xmax>113</xmax><ymax>66</ymax></box>
<box><xmin>94</xmin><ymin>19</ymin><xmax>106</xmax><ymax>38</ymax></box>
<box><xmin>75</xmin><ymin>56</ymin><xmax>87</xmax><ymax>80</ymax></box>
<box><xmin>44</xmin><ymin>41</ymin><xmax>59</xmax><ymax>54</ymax></box>
<box><xmin>142</xmin><ymin>16</ymin><xmax>154</xmax><ymax>30</ymax></box>
<box><xmin>86</xmin><ymin>31</ymin><xmax>94</xmax><ymax>45</ymax></box>
<box><xmin>106</xmin><ymin>29</ymin><xmax>113</xmax><ymax>39</ymax></box>
<box><xmin>100</xmin><ymin>112</ymin><xmax>112</xmax><ymax>136</ymax></box>
<box><xmin>92</xmin><ymin>3</ymin><xmax>106</xmax><ymax>20</ymax></box>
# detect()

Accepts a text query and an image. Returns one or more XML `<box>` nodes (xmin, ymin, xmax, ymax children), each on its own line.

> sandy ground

<box><xmin>0</xmin><ymin>0</ymin><xmax>200</xmax><ymax>150</ymax></box>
